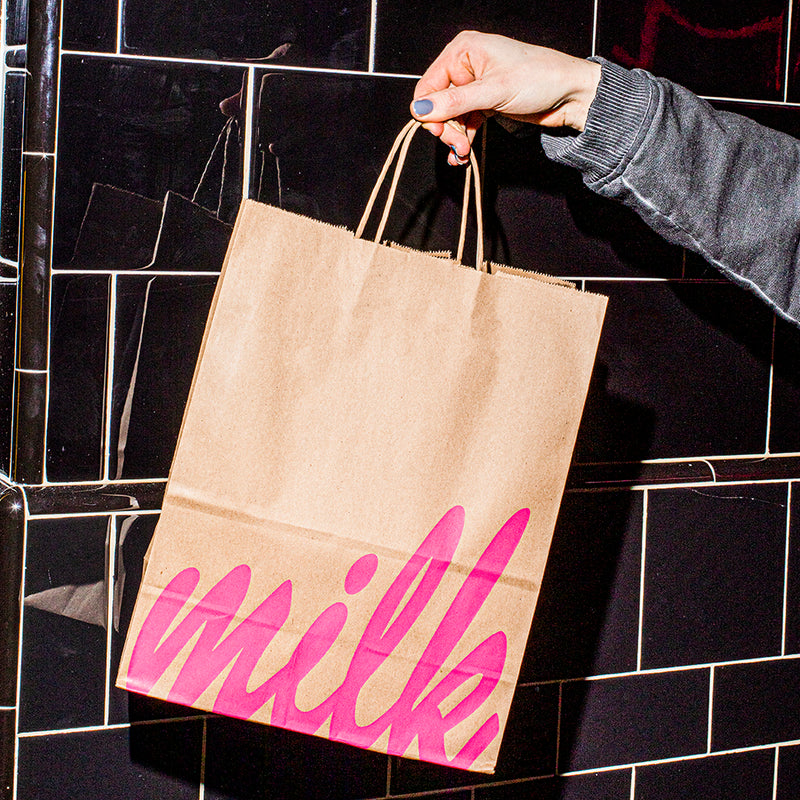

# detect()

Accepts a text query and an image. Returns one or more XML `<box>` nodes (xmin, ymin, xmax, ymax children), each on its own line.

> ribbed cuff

<box><xmin>541</xmin><ymin>57</ymin><xmax>655</xmax><ymax>185</ymax></box>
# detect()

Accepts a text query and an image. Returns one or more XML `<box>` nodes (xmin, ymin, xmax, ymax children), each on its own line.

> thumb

<box><xmin>411</xmin><ymin>81</ymin><xmax>495</xmax><ymax>124</ymax></box>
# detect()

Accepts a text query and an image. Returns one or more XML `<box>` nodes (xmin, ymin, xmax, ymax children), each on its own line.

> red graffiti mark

<box><xmin>612</xmin><ymin>0</ymin><xmax>785</xmax><ymax>93</ymax></box>
<box><xmin>125</xmin><ymin>506</ymin><xmax>530</xmax><ymax>770</ymax></box>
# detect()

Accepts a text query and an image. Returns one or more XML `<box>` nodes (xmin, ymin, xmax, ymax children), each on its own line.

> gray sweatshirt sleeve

<box><xmin>540</xmin><ymin>58</ymin><xmax>800</xmax><ymax>326</ymax></box>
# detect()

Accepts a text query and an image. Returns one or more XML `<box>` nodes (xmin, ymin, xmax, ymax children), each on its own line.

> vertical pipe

<box><xmin>12</xmin><ymin>0</ymin><xmax>60</xmax><ymax>483</ymax></box>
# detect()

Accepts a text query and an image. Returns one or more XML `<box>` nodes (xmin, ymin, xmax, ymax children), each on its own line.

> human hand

<box><xmin>410</xmin><ymin>31</ymin><xmax>601</xmax><ymax>165</ymax></box>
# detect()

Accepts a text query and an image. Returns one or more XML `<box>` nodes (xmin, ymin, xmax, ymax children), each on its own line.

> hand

<box><xmin>410</xmin><ymin>31</ymin><xmax>601</xmax><ymax>165</ymax></box>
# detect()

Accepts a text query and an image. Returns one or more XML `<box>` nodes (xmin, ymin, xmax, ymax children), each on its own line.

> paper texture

<box><xmin>117</xmin><ymin>197</ymin><xmax>606</xmax><ymax>773</ymax></box>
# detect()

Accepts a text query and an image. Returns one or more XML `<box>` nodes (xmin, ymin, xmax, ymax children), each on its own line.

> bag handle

<box><xmin>356</xmin><ymin>120</ymin><xmax>485</xmax><ymax>271</ymax></box>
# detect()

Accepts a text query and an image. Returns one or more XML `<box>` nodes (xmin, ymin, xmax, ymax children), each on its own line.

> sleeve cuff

<box><xmin>540</xmin><ymin>57</ymin><xmax>656</xmax><ymax>185</ymax></box>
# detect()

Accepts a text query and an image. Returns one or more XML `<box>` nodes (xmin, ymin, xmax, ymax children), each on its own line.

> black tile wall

<box><xmin>6</xmin><ymin>0</ymin><xmax>800</xmax><ymax>796</ymax></box>
<box><xmin>634</xmin><ymin>750</ymin><xmax>775</xmax><ymax>800</ymax></box>
<box><xmin>643</xmin><ymin>484</ymin><xmax>787</xmax><ymax>668</ymax></box>
<box><xmin>559</xmin><ymin>669</ymin><xmax>709</xmax><ymax>771</ymax></box>
<box><xmin>597</xmin><ymin>0</ymin><xmax>789</xmax><ymax>100</ymax></box>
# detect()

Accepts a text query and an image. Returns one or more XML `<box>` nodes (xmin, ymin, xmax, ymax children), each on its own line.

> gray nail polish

<box><xmin>413</xmin><ymin>99</ymin><xmax>434</xmax><ymax>116</ymax></box>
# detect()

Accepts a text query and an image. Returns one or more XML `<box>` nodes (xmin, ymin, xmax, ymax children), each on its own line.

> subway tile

<box><xmin>121</xmin><ymin>0</ymin><xmax>370</xmax><ymax>68</ymax></box>
<box><xmin>203</xmin><ymin>716</ymin><xmax>388</xmax><ymax>800</ymax></box>
<box><xmin>786</xmin><ymin>12</ymin><xmax>800</xmax><ymax>102</ymax></box>
<box><xmin>19</xmin><ymin>516</ymin><xmax>109</xmax><ymax>732</ymax></box>
<box><xmin>46</xmin><ymin>275</ymin><xmax>109</xmax><ymax>481</ymax></box>
<box><xmin>0</xmin><ymin>710</ymin><xmax>13</xmax><ymax>800</ymax></box>
<box><xmin>55</xmin><ymin>56</ymin><xmax>244</xmax><ymax>266</ymax></box>
<box><xmin>712</xmin><ymin>658</ymin><xmax>800</xmax><ymax>750</ymax></box>
<box><xmin>61</xmin><ymin>0</ymin><xmax>117</xmax><ymax>51</ymax></box>
<box><xmin>1</xmin><ymin>72</ymin><xmax>24</xmax><ymax>263</ymax></box>
<box><xmin>785</xmin><ymin>487</ymin><xmax>800</xmax><ymax>654</ymax></box>
<box><xmin>634</xmin><ymin>750</ymin><xmax>775</xmax><ymax>800</ymax></box>
<box><xmin>5</xmin><ymin>0</ymin><xmax>26</xmax><ymax>44</ymax></box>
<box><xmin>597</xmin><ymin>0</ymin><xmax>788</xmax><ymax>101</ymax></box>
<box><xmin>16</xmin><ymin>720</ymin><xmax>203</xmax><ymax>799</ymax></box>
<box><xmin>577</xmin><ymin>280</ymin><xmax>773</xmax><ymax>463</ymax></box>
<box><xmin>481</xmin><ymin>122</ymin><xmax>685</xmax><ymax>280</ymax></box>
<box><xmin>373</xmin><ymin>0</ymin><xmax>594</xmax><ymax>75</ymax></box>
<box><xmin>475</xmin><ymin>769</ymin><xmax>632</xmax><ymax>799</ymax></box>
<box><xmin>0</xmin><ymin>487</ymin><xmax>25</xmax><ymax>704</ymax></box>
<box><xmin>559</xmin><ymin>670</ymin><xmax>709</xmax><ymax>771</ymax></box>
<box><xmin>520</xmin><ymin>489</ymin><xmax>642</xmax><ymax>682</ymax></box>
<box><xmin>770</xmin><ymin>317</ymin><xmax>800</xmax><ymax>454</ymax></box>
<box><xmin>642</xmin><ymin>484</ymin><xmax>787</xmax><ymax>668</ymax></box>
<box><xmin>0</xmin><ymin>283</ymin><xmax>15</xmax><ymax>478</ymax></box>
<box><xmin>109</xmin><ymin>275</ymin><xmax>217</xmax><ymax>479</ymax></box>
<box><xmin>391</xmin><ymin>683</ymin><xmax>559</xmax><ymax>793</ymax></box>
<box><xmin>777</xmin><ymin>744</ymin><xmax>800</xmax><ymax>800</ymax></box>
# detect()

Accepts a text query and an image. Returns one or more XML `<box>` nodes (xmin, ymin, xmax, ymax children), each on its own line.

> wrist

<box><xmin>565</xmin><ymin>59</ymin><xmax>602</xmax><ymax>131</ymax></box>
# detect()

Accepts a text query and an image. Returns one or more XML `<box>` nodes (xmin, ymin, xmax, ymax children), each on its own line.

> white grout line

<box><xmin>636</xmin><ymin>489</ymin><xmax>647</xmax><ymax>672</ymax></box>
<box><xmin>368</xmin><ymin>0</ymin><xmax>378</xmax><ymax>72</ymax></box>
<box><xmin>197</xmin><ymin>717</ymin><xmax>207</xmax><ymax>800</ymax></box>
<box><xmin>591</xmin><ymin>0</ymin><xmax>600</xmax><ymax>56</ymax></box>
<box><xmin>784</xmin><ymin>0</ymin><xmax>794</xmax><ymax>105</ymax></box>
<box><xmin>102</xmin><ymin>276</ymin><xmax>117</xmax><ymax>481</ymax></box>
<box><xmin>782</xmin><ymin>483</ymin><xmax>792</xmax><ymax>656</ymax></box>
<box><xmin>555</xmin><ymin>682</ymin><xmax>563</xmax><ymax>773</ymax></box>
<box><xmin>60</xmin><ymin>48</ymin><xmax>421</xmax><ymax>80</ymax></box>
<box><xmin>765</xmin><ymin>315</ymin><xmax>777</xmax><ymax>455</ymax></box>
<box><xmin>12</xmin><ymin>516</ymin><xmax>29</xmax><ymax>800</ymax></box>
<box><xmin>115</xmin><ymin>0</ymin><xmax>124</xmax><ymax>53</ymax></box>
<box><xmin>52</xmin><ymin>268</ymin><xmax>222</xmax><ymax>276</ymax></box>
<box><xmin>241</xmin><ymin>67</ymin><xmax>255</xmax><ymax>200</ymax></box>
<box><xmin>773</xmin><ymin>745</ymin><xmax>780</xmax><ymax>800</ymax></box>
<box><xmin>707</xmin><ymin>667</ymin><xmax>715</xmax><ymax>753</ymax></box>
<box><xmin>629</xmin><ymin>765</ymin><xmax>636</xmax><ymax>800</ymax></box>
<box><xmin>103</xmin><ymin>516</ymin><xmax>117</xmax><ymax>725</ymax></box>
<box><xmin>27</xmin><ymin>508</ymin><xmax>161</xmax><ymax>520</ymax></box>
<box><xmin>17</xmin><ymin>714</ymin><xmax>210</xmax><ymax>738</ymax></box>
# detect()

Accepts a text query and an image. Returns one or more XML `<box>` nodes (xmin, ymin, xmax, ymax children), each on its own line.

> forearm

<box><xmin>542</xmin><ymin>59</ymin><xmax>800</xmax><ymax>325</ymax></box>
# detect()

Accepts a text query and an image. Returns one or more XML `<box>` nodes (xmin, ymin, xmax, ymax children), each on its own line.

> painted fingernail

<box><xmin>449</xmin><ymin>145</ymin><xmax>468</xmax><ymax>164</ymax></box>
<box><xmin>413</xmin><ymin>99</ymin><xmax>434</xmax><ymax>116</ymax></box>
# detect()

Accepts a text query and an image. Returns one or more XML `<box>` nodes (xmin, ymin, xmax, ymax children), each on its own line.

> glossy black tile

<box><xmin>712</xmin><ymin>659</ymin><xmax>800</xmax><ymax>749</ymax></box>
<box><xmin>785</xmin><ymin>487</ymin><xmax>800</xmax><ymax>654</ymax></box>
<box><xmin>520</xmin><ymin>489</ymin><xmax>642</xmax><ymax>682</ymax></box>
<box><xmin>642</xmin><ymin>484</ymin><xmax>787</xmax><ymax>668</ymax></box>
<box><xmin>46</xmin><ymin>275</ymin><xmax>109</xmax><ymax>481</ymax></box>
<box><xmin>61</xmin><ymin>0</ymin><xmax>117</xmax><ymax>51</ymax></box>
<box><xmin>24</xmin><ymin>481</ymin><xmax>166</xmax><ymax>516</ymax></box>
<box><xmin>109</xmin><ymin>275</ymin><xmax>217</xmax><ymax>478</ymax></box>
<box><xmin>391</xmin><ymin>683</ymin><xmax>559</xmax><ymax>793</ymax></box>
<box><xmin>576</xmin><ymin>280</ymin><xmax>773</xmax><ymax>463</ymax></box>
<box><xmin>11</xmin><ymin>370</ymin><xmax>47</xmax><ymax>485</ymax></box>
<box><xmin>121</xmin><ymin>0</ymin><xmax>370</xmax><ymax>68</ymax></box>
<box><xmin>373</xmin><ymin>0</ymin><xmax>594</xmax><ymax>76</ymax></box>
<box><xmin>777</xmin><ymin>744</ymin><xmax>800</xmax><ymax>800</ymax></box>
<box><xmin>5</xmin><ymin>0</ymin><xmax>26</xmax><ymax>45</ymax></box>
<box><xmin>597</xmin><ymin>0</ymin><xmax>788</xmax><ymax>101</ymax></box>
<box><xmin>203</xmin><ymin>716</ymin><xmax>388</xmax><ymax>800</ymax></box>
<box><xmin>0</xmin><ymin>283</ymin><xmax>15</xmax><ymax>478</ymax></box>
<box><xmin>634</xmin><ymin>750</ymin><xmax>774</xmax><ymax>800</ymax></box>
<box><xmin>0</xmin><ymin>709</ymin><xmax>13</xmax><ymax>800</ymax></box>
<box><xmin>1</xmin><ymin>73</ymin><xmax>24</xmax><ymax>263</ymax></box>
<box><xmin>475</xmin><ymin>770</ymin><xmax>632</xmax><ymax>800</ymax></box>
<box><xmin>19</xmin><ymin>516</ymin><xmax>109</xmax><ymax>732</ymax></box>
<box><xmin>16</xmin><ymin>720</ymin><xmax>203</xmax><ymax>799</ymax></box>
<box><xmin>771</xmin><ymin>317</ymin><xmax>800</xmax><ymax>454</ymax></box>
<box><xmin>0</xmin><ymin>487</ymin><xmax>25</xmax><ymax>705</ymax></box>
<box><xmin>559</xmin><ymin>669</ymin><xmax>709</xmax><ymax>771</ymax></box>
<box><xmin>785</xmin><ymin>10</ymin><xmax>800</xmax><ymax>102</ymax></box>
<box><xmin>55</xmin><ymin>57</ymin><xmax>244</xmax><ymax>265</ymax></box>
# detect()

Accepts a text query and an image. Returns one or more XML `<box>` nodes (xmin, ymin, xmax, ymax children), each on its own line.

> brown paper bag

<box><xmin>117</xmin><ymin>121</ymin><xmax>607</xmax><ymax>773</ymax></box>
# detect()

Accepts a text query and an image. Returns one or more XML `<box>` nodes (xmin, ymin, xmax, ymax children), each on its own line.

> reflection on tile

<box><xmin>203</xmin><ymin>716</ymin><xmax>388</xmax><ymax>800</ymax></box>
<box><xmin>0</xmin><ymin>487</ymin><xmax>25</xmax><ymax>704</ymax></box>
<box><xmin>713</xmin><ymin>659</ymin><xmax>800</xmax><ymax>749</ymax></box>
<box><xmin>391</xmin><ymin>684</ymin><xmax>559</xmax><ymax>793</ymax></box>
<box><xmin>559</xmin><ymin>670</ymin><xmax>708</xmax><ymax>771</ymax></box>
<box><xmin>374</xmin><ymin>0</ymin><xmax>594</xmax><ymax>75</ymax></box>
<box><xmin>577</xmin><ymin>280</ymin><xmax>773</xmax><ymax>462</ymax></box>
<box><xmin>55</xmin><ymin>57</ymin><xmax>244</xmax><ymax>265</ymax></box>
<box><xmin>46</xmin><ymin>275</ymin><xmax>109</xmax><ymax>481</ymax></box>
<box><xmin>771</xmin><ymin>317</ymin><xmax>800</xmax><ymax>454</ymax></box>
<box><xmin>597</xmin><ymin>0</ymin><xmax>787</xmax><ymax>100</ymax></box>
<box><xmin>643</xmin><ymin>485</ymin><xmax>787</xmax><ymax>668</ymax></box>
<box><xmin>122</xmin><ymin>0</ymin><xmax>370</xmax><ymax>68</ymax></box>
<box><xmin>61</xmin><ymin>0</ymin><xmax>117</xmax><ymax>51</ymax></box>
<box><xmin>17</xmin><ymin>721</ymin><xmax>203</xmax><ymax>800</ymax></box>
<box><xmin>475</xmin><ymin>769</ymin><xmax>632</xmax><ymax>799</ymax></box>
<box><xmin>5</xmin><ymin>0</ymin><xmax>27</xmax><ymax>44</ymax></box>
<box><xmin>635</xmin><ymin>750</ymin><xmax>774</xmax><ymax>800</ymax></box>
<box><xmin>19</xmin><ymin>516</ymin><xmax>108</xmax><ymax>732</ymax></box>
<box><xmin>521</xmin><ymin>490</ymin><xmax>642</xmax><ymax>681</ymax></box>
<box><xmin>110</xmin><ymin>276</ymin><xmax>217</xmax><ymax>478</ymax></box>
<box><xmin>2</xmin><ymin>73</ymin><xmax>24</xmax><ymax>262</ymax></box>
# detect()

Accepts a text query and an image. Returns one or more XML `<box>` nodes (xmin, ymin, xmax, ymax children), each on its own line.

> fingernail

<box><xmin>413</xmin><ymin>99</ymin><xmax>434</xmax><ymax>116</ymax></box>
<box><xmin>449</xmin><ymin>145</ymin><xmax>468</xmax><ymax>164</ymax></box>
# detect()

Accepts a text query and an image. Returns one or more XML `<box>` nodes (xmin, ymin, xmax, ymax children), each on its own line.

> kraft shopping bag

<box><xmin>117</xmin><ymin>120</ymin><xmax>607</xmax><ymax>773</ymax></box>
